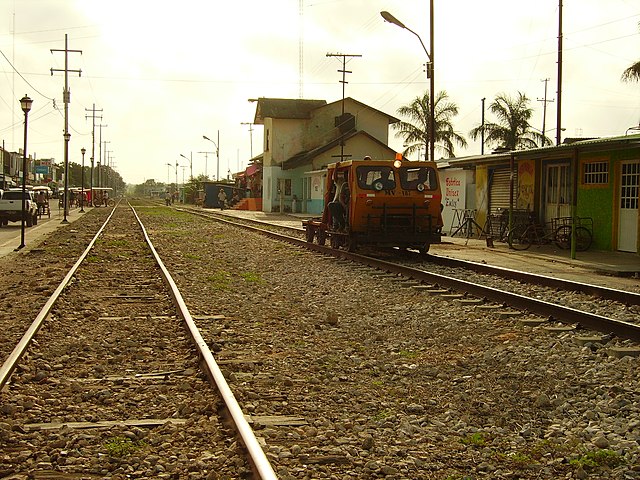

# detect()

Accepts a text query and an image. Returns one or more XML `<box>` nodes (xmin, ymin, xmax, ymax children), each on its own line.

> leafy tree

<box><xmin>393</xmin><ymin>90</ymin><xmax>467</xmax><ymax>160</ymax></box>
<box><xmin>469</xmin><ymin>92</ymin><xmax>550</xmax><ymax>150</ymax></box>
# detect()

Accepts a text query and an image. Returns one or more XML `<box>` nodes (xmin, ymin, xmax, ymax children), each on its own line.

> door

<box><xmin>544</xmin><ymin>163</ymin><xmax>571</xmax><ymax>224</ymax></box>
<box><xmin>618</xmin><ymin>161</ymin><xmax>640</xmax><ymax>252</ymax></box>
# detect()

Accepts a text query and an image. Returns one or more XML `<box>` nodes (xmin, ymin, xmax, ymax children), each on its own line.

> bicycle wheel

<box><xmin>554</xmin><ymin>225</ymin><xmax>571</xmax><ymax>249</ymax></box>
<box><xmin>508</xmin><ymin>225</ymin><xmax>532</xmax><ymax>250</ymax></box>
<box><xmin>575</xmin><ymin>226</ymin><xmax>593</xmax><ymax>251</ymax></box>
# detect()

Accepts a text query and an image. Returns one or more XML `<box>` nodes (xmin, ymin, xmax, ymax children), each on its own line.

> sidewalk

<box><xmin>0</xmin><ymin>203</ymin><xmax>87</xmax><ymax>258</ymax></box>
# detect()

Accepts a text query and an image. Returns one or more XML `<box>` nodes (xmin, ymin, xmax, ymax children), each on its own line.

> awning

<box><xmin>246</xmin><ymin>164</ymin><xmax>262</xmax><ymax>177</ymax></box>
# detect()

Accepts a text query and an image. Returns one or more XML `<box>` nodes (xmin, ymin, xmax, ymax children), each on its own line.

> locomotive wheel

<box><xmin>317</xmin><ymin>230</ymin><xmax>327</xmax><ymax>246</ymax></box>
<box><xmin>305</xmin><ymin>226</ymin><xmax>315</xmax><ymax>243</ymax></box>
<box><xmin>330</xmin><ymin>234</ymin><xmax>340</xmax><ymax>249</ymax></box>
<box><xmin>419</xmin><ymin>243</ymin><xmax>431</xmax><ymax>255</ymax></box>
<box><xmin>346</xmin><ymin>236</ymin><xmax>357</xmax><ymax>252</ymax></box>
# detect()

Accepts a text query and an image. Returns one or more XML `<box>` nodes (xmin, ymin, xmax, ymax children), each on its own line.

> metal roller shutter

<box><xmin>489</xmin><ymin>168</ymin><xmax>516</xmax><ymax>211</ymax></box>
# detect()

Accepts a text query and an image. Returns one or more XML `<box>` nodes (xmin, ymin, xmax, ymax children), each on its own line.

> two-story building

<box><xmin>252</xmin><ymin>97</ymin><xmax>400</xmax><ymax>214</ymax></box>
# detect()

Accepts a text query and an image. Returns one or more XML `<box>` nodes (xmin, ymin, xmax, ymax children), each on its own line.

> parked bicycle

<box><xmin>508</xmin><ymin>216</ymin><xmax>593</xmax><ymax>251</ymax></box>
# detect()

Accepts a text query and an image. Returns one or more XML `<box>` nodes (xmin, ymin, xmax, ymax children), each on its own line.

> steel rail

<box><xmin>179</xmin><ymin>206</ymin><xmax>640</xmax><ymax>307</ymax></box>
<box><xmin>424</xmin><ymin>253</ymin><xmax>640</xmax><ymax>306</ymax></box>
<box><xmin>0</xmin><ymin>206</ymin><xmax>118</xmax><ymax>390</ymax></box>
<box><xmin>193</xmin><ymin>211</ymin><xmax>640</xmax><ymax>342</ymax></box>
<box><xmin>130</xmin><ymin>205</ymin><xmax>277</xmax><ymax>480</ymax></box>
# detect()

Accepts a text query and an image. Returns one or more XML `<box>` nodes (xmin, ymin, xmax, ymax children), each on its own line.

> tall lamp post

<box><xmin>203</xmin><ymin>132</ymin><xmax>220</xmax><ymax>181</ymax></box>
<box><xmin>180</xmin><ymin>153</ymin><xmax>193</xmax><ymax>180</ymax></box>
<box><xmin>381</xmin><ymin>6</ymin><xmax>434</xmax><ymax>162</ymax></box>
<box><xmin>166</xmin><ymin>162</ymin><xmax>178</xmax><ymax>202</ymax></box>
<box><xmin>80</xmin><ymin>147</ymin><xmax>86</xmax><ymax>212</ymax></box>
<box><xmin>16</xmin><ymin>94</ymin><xmax>33</xmax><ymax>251</ymax></box>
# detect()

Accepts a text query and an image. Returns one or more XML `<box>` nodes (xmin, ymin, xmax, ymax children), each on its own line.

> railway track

<box><xmin>0</xmin><ymin>204</ymin><xmax>276</xmax><ymax>479</ymax></box>
<box><xmin>176</xmin><ymin>205</ymin><xmax>640</xmax><ymax>344</ymax></box>
<box><xmin>3</xmin><ymin>201</ymin><xmax>639</xmax><ymax>478</ymax></box>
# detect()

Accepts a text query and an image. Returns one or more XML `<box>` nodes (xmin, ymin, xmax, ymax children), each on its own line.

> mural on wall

<box><xmin>440</xmin><ymin>170</ymin><xmax>467</xmax><ymax>233</ymax></box>
<box><xmin>517</xmin><ymin>159</ymin><xmax>535</xmax><ymax>210</ymax></box>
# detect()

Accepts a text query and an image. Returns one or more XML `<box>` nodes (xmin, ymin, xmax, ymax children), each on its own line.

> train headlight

<box><xmin>393</xmin><ymin>159</ymin><xmax>402</xmax><ymax>168</ymax></box>
<box><xmin>417</xmin><ymin>183</ymin><xmax>425</xmax><ymax>192</ymax></box>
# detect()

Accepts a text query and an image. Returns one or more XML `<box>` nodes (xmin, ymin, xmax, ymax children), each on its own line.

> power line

<box><xmin>0</xmin><ymin>48</ymin><xmax>55</xmax><ymax>101</ymax></box>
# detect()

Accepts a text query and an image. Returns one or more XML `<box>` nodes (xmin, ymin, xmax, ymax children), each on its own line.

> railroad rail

<box><xmin>179</xmin><ymin>206</ymin><xmax>640</xmax><ymax>343</ymax></box>
<box><xmin>0</xmin><ymin>203</ymin><xmax>276</xmax><ymax>479</ymax></box>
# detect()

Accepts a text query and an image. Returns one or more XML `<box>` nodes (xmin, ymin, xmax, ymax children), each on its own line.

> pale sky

<box><xmin>1</xmin><ymin>0</ymin><xmax>639</xmax><ymax>185</ymax></box>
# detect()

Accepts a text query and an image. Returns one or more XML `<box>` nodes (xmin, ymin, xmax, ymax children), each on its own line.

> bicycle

<box><xmin>508</xmin><ymin>217</ymin><xmax>593</xmax><ymax>251</ymax></box>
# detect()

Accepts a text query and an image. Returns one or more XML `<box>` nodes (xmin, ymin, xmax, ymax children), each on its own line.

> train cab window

<box><xmin>399</xmin><ymin>167</ymin><xmax>437</xmax><ymax>192</ymax></box>
<box><xmin>357</xmin><ymin>166</ymin><xmax>396</xmax><ymax>191</ymax></box>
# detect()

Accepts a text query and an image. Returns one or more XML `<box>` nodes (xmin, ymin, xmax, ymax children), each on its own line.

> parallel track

<box><xmin>179</xmin><ymin>206</ymin><xmax>640</xmax><ymax>343</ymax></box>
<box><xmin>0</xmin><ymin>204</ymin><xmax>276</xmax><ymax>479</ymax></box>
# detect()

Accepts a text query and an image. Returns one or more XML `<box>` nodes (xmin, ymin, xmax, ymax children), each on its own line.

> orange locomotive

<box><xmin>303</xmin><ymin>154</ymin><xmax>443</xmax><ymax>253</ymax></box>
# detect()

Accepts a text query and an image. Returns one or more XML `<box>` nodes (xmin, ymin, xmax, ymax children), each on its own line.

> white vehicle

<box><xmin>0</xmin><ymin>188</ymin><xmax>38</xmax><ymax>227</ymax></box>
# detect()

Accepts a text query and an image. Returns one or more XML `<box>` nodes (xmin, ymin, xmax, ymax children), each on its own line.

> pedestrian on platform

<box><xmin>217</xmin><ymin>188</ymin><xmax>227</xmax><ymax>210</ymax></box>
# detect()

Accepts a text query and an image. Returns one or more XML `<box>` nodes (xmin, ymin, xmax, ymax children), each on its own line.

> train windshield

<box><xmin>399</xmin><ymin>167</ymin><xmax>438</xmax><ymax>191</ymax></box>
<box><xmin>356</xmin><ymin>166</ymin><xmax>396</xmax><ymax>191</ymax></box>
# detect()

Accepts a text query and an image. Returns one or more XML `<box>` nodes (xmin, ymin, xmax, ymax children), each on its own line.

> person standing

<box><xmin>217</xmin><ymin>188</ymin><xmax>227</xmax><ymax>210</ymax></box>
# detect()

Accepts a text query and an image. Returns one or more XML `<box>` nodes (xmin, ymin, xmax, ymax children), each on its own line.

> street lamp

<box><xmin>166</xmin><ymin>161</ymin><xmax>178</xmax><ymax>202</ymax></box>
<box><xmin>381</xmin><ymin>6</ymin><xmax>434</xmax><ymax>162</ymax></box>
<box><xmin>180</xmin><ymin>153</ymin><xmax>193</xmax><ymax>180</ymax></box>
<box><xmin>241</xmin><ymin>122</ymin><xmax>254</xmax><ymax>158</ymax></box>
<box><xmin>203</xmin><ymin>132</ymin><xmax>220</xmax><ymax>181</ymax></box>
<box><xmin>80</xmin><ymin>147</ymin><xmax>86</xmax><ymax>212</ymax></box>
<box><xmin>16</xmin><ymin>94</ymin><xmax>32</xmax><ymax>251</ymax></box>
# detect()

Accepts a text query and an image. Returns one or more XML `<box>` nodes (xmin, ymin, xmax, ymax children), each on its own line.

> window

<box><xmin>284</xmin><ymin>178</ymin><xmax>292</xmax><ymax>196</ymax></box>
<box><xmin>583</xmin><ymin>161</ymin><xmax>609</xmax><ymax>185</ymax></box>
<box><xmin>356</xmin><ymin>166</ymin><xmax>395</xmax><ymax>190</ymax></box>
<box><xmin>399</xmin><ymin>167</ymin><xmax>438</xmax><ymax>191</ymax></box>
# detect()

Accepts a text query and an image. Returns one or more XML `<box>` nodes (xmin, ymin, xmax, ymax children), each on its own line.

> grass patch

<box><xmin>461</xmin><ymin>432</ymin><xmax>486</xmax><ymax>448</ymax></box>
<box><xmin>183</xmin><ymin>252</ymin><xmax>201</xmax><ymax>260</ymax></box>
<box><xmin>106</xmin><ymin>239</ymin><xmax>130</xmax><ymax>248</ymax></box>
<box><xmin>569</xmin><ymin>449</ymin><xmax>624</xmax><ymax>471</ymax></box>
<box><xmin>104</xmin><ymin>436</ymin><xmax>144</xmax><ymax>457</ymax></box>
<box><xmin>240</xmin><ymin>271</ymin><xmax>264</xmax><ymax>283</ymax></box>
<box><xmin>398</xmin><ymin>349</ymin><xmax>418</xmax><ymax>359</ymax></box>
<box><xmin>372</xmin><ymin>409</ymin><xmax>393</xmax><ymax>422</ymax></box>
<box><xmin>207</xmin><ymin>271</ymin><xmax>231</xmax><ymax>290</ymax></box>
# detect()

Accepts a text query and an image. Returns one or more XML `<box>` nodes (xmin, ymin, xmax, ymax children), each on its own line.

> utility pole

<box><xmin>101</xmin><ymin>140</ymin><xmax>111</xmax><ymax>188</ymax></box>
<box><xmin>240</xmin><ymin>122</ymin><xmax>254</xmax><ymax>158</ymax></box>
<box><xmin>481</xmin><ymin>97</ymin><xmax>486</xmax><ymax>155</ymax></box>
<box><xmin>96</xmin><ymin>124</ymin><xmax>107</xmax><ymax>202</ymax></box>
<box><xmin>556</xmin><ymin>0</ymin><xmax>563</xmax><ymax>146</ymax></box>
<box><xmin>326</xmin><ymin>52</ymin><xmax>361</xmax><ymax>162</ymax></box>
<box><xmin>50</xmin><ymin>34</ymin><xmax>82</xmax><ymax>223</ymax></box>
<box><xmin>85</xmin><ymin>104</ymin><xmax>102</xmax><ymax>205</ymax></box>
<box><xmin>198</xmin><ymin>151</ymin><xmax>214</xmax><ymax>178</ymax></box>
<box><xmin>537</xmin><ymin>78</ymin><xmax>554</xmax><ymax>144</ymax></box>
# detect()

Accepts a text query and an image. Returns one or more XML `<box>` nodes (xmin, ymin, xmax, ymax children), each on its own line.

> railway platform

<box><xmin>0</xmin><ymin>202</ymin><xmax>87</xmax><ymax>259</ymax></box>
<box><xmin>213</xmin><ymin>209</ymin><xmax>640</xmax><ymax>282</ymax></box>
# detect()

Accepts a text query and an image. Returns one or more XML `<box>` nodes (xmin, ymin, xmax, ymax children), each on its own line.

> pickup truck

<box><xmin>0</xmin><ymin>188</ymin><xmax>38</xmax><ymax>227</ymax></box>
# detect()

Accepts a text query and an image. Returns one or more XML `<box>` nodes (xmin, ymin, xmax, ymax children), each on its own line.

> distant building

<box><xmin>251</xmin><ymin>97</ymin><xmax>401</xmax><ymax>214</ymax></box>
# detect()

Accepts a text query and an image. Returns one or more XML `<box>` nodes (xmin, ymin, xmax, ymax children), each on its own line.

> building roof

<box><xmin>323</xmin><ymin>97</ymin><xmax>400</xmax><ymax>124</ymax></box>
<box><xmin>252</xmin><ymin>96</ymin><xmax>400</xmax><ymax>125</ymax></box>
<box><xmin>446</xmin><ymin>133</ymin><xmax>640</xmax><ymax>168</ymax></box>
<box><xmin>282</xmin><ymin>130</ymin><xmax>397</xmax><ymax>170</ymax></box>
<box><xmin>253</xmin><ymin>98</ymin><xmax>327</xmax><ymax>124</ymax></box>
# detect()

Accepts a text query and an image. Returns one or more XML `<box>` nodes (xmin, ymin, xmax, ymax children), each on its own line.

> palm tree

<box><xmin>622</xmin><ymin>23</ymin><xmax>640</xmax><ymax>82</ymax></box>
<box><xmin>393</xmin><ymin>90</ymin><xmax>468</xmax><ymax>161</ymax></box>
<box><xmin>622</xmin><ymin>62</ymin><xmax>640</xmax><ymax>82</ymax></box>
<box><xmin>469</xmin><ymin>92</ymin><xmax>550</xmax><ymax>150</ymax></box>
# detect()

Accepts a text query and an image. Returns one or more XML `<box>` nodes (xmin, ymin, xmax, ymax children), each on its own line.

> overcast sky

<box><xmin>1</xmin><ymin>0</ymin><xmax>639</xmax><ymax>185</ymax></box>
